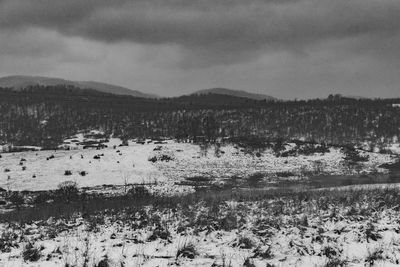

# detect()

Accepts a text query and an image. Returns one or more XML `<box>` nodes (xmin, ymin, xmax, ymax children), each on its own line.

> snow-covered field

<box><xmin>0</xmin><ymin>137</ymin><xmax>396</xmax><ymax>192</ymax></box>
<box><xmin>1</xmin><ymin>133</ymin><xmax>400</xmax><ymax>266</ymax></box>
<box><xmin>2</xmin><ymin>186</ymin><xmax>400</xmax><ymax>266</ymax></box>
<box><xmin>0</xmin><ymin>142</ymin><xmax>163</xmax><ymax>192</ymax></box>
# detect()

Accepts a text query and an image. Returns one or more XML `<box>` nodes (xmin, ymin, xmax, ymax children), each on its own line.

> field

<box><xmin>1</xmin><ymin>133</ymin><xmax>400</xmax><ymax>266</ymax></box>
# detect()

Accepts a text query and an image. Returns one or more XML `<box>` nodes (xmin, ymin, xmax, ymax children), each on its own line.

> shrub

<box><xmin>148</xmin><ymin>154</ymin><xmax>173</xmax><ymax>163</ymax></box>
<box><xmin>176</xmin><ymin>242</ymin><xmax>197</xmax><ymax>259</ymax></box>
<box><xmin>299</xmin><ymin>144</ymin><xmax>330</xmax><ymax>156</ymax></box>
<box><xmin>365</xmin><ymin>223</ymin><xmax>382</xmax><ymax>242</ymax></box>
<box><xmin>342</xmin><ymin>147</ymin><xmax>369</xmax><ymax>162</ymax></box>
<box><xmin>64</xmin><ymin>170</ymin><xmax>72</xmax><ymax>176</ymax></box>
<box><xmin>235</xmin><ymin>236</ymin><xmax>255</xmax><ymax>249</ymax></box>
<box><xmin>148</xmin><ymin>156</ymin><xmax>157</xmax><ymax>163</ymax></box>
<box><xmin>243</xmin><ymin>258</ymin><xmax>256</xmax><ymax>267</ymax></box>
<box><xmin>219</xmin><ymin>212</ymin><xmax>238</xmax><ymax>231</ymax></box>
<box><xmin>273</xmin><ymin>139</ymin><xmax>286</xmax><ymax>155</ymax></box>
<box><xmin>0</xmin><ymin>231</ymin><xmax>19</xmax><ymax>253</ymax></box>
<box><xmin>321</xmin><ymin>246</ymin><xmax>339</xmax><ymax>259</ymax></box>
<box><xmin>325</xmin><ymin>258</ymin><xmax>347</xmax><ymax>267</ymax></box>
<box><xmin>298</xmin><ymin>215</ymin><xmax>309</xmax><ymax>227</ymax></box>
<box><xmin>148</xmin><ymin>226</ymin><xmax>171</xmax><ymax>241</ymax></box>
<box><xmin>79</xmin><ymin>171</ymin><xmax>87</xmax><ymax>176</ymax></box>
<box><xmin>253</xmin><ymin>245</ymin><xmax>273</xmax><ymax>259</ymax></box>
<box><xmin>95</xmin><ymin>257</ymin><xmax>110</xmax><ymax>267</ymax></box>
<box><xmin>86</xmin><ymin>215</ymin><xmax>105</xmax><ymax>233</ymax></box>
<box><xmin>56</xmin><ymin>181</ymin><xmax>79</xmax><ymax>202</ymax></box>
<box><xmin>365</xmin><ymin>248</ymin><xmax>383</xmax><ymax>265</ymax></box>
<box><xmin>22</xmin><ymin>242</ymin><xmax>41</xmax><ymax>262</ymax></box>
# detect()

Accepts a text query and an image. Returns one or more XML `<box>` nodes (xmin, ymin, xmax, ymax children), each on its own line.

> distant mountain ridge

<box><xmin>0</xmin><ymin>76</ymin><xmax>277</xmax><ymax>101</ymax></box>
<box><xmin>0</xmin><ymin>75</ymin><xmax>158</xmax><ymax>98</ymax></box>
<box><xmin>192</xmin><ymin>88</ymin><xmax>276</xmax><ymax>101</ymax></box>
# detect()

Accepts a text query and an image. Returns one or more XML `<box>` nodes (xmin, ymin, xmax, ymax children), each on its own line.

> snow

<box><xmin>0</xmin><ymin>143</ymin><xmax>164</xmax><ymax>191</ymax></box>
<box><xmin>2</xmin><ymin>190</ymin><xmax>400</xmax><ymax>266</ymax></box>
<box><xmin>1</xmin><ymin>136</ymin><xmax>399</xmax><ymax>266</ymax></box>
<box><xmin>0</xmin><ymin>140</ymin><xmax>396</xmax><ymax>192</ymax></box>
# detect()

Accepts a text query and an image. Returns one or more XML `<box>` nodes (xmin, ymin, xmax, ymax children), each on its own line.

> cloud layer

<box><xmin>0</xmin><ymin>0</ymin><xmax>399</xmax><ymax>98</ymax></box>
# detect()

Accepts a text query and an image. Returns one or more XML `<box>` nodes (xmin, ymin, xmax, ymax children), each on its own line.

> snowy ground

<box><xmin>2</xmin><ymin>186</ymin><xmax>400</xmax><ymax>266</ymax></box>
<box><xmin>1</xmin><ymin>134</ymin><xmax>400</xmax><ymax>266</ymax></box>
<box><xmin>0</xmin><ymin>142</ymin><xmax>163</xmax><ymax>192</ymax></box>
<box><xmin>0</xmin><ymin>137</ymin><xmax>396</xmax><ymax>192</ymax></box>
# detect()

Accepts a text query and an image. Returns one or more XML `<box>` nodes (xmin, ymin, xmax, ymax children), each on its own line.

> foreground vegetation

<box><xmin>2</xmin><ymin>183</ymin><xmax>400</xmax><ymax>266</ymax></box>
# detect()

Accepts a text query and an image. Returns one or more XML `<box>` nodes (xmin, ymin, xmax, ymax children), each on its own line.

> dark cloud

<box><xmin>0</xmin><ymin>29</ymin><xmax>66</xmax><ymax>57</ymax></box>
<box><xmin>0</xmin><ymin>0</ymin><xmax>399</xmax><ymax>99</ymax></box>
<box><xmin>0</xmin><ymin>0</ymin><xmax>399</xmax><ymax>67</ymax></box>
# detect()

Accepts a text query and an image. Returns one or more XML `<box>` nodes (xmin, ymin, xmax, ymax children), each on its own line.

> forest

<box><xmin>0</xmin><ymin>85</ymin><xmax>399</xmax><ymax>148</ymax></box>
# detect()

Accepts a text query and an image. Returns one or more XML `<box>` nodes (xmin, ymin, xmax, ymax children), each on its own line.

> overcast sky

<box><xmin>0</xmin><ymin>0</ymin><xmax>399</xmax><ymax>99</ymax></box>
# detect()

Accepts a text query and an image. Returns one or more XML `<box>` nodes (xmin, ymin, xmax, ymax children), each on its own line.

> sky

<box><xmin>0</xmin><ymin>0</ymin><xmax>399</xmax><ymax>99</ymax></box>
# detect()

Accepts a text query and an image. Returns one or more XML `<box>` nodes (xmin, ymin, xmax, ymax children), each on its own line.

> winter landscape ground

<box><xmin>2</xmin><ymin>0</ymin><xmax>400</xmax><ymax>265</ymax></box>
<box><xmin>1</xmin><ymin>132</ymin><xmax>400</xmax><ymax>266</ymax></box>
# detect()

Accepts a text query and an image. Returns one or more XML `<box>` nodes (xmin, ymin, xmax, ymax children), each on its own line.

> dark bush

<box><xmin>325</xmin><ymin>258</ymin><xmax>347</xmax><ymax>267</ymax></box>
<box><xmin>64</xmin><ymin>170</ymin><xmax>72</xmax><ymax>176</ymax></box>
<box><xmin>365</xmin><ymin>249</ymin><xmax>383</xmax><ymax>265</ymax></box>
<box><xmin>56</xmin><ymin>181</ymin><xmax>79</xmax><ymax>202</ymax></box>
<box><xmin>176</xmin><ymin>242</ymin><xmax>197</xmax><ymax>259</ymax></box>
<box><xmin>219</xmin><ymin>212</ymin><xmax>238</xmax><ymax>231</ymax></box>
<box><xmin>148</xmin><ymin>154</ymin><xmax>173</xmax><ymax>163</ymax></box>
<box><xmin>95</xmin><ymin>258</ymin><xmax>110</xmax><ymax>267</ymax></box>
<box><xmin>22</xmin><ymin>242</ymin><xmax>41</xmax><ymax>262</ymax></box>
<box><xmin>243</xmin><ymin>258</ymin><xmax>256</xmax><ymax>267</ymax></box>
<box><xmin>0</xmin><ymin>231</ymin><xmax>19</xmax><ymax>253</ymax></box>
<box><xmin>321</xmin><ymin>246</ymin><xmax>338</xmax><ymax>259</ymax></box>
<box><xmin>253</xmin><ymin>246</ymin><xmax>273</xmax><ymax>259</ymax></box>
<box><xmin>148</xmin><ymin>226</ymin><xmax>171</xmax><ymax>241</ymax></box>
<box><xmin>342</xmin><ymin>147</ymin><xmax>369</xmax><ymax>162</ymax></box>
<box><xmin>148</xmin><ymin>156</ymin><xmax>157</xmax><ymax>163</ymax></box>
<box><xmin>236</xmin><ymin>236</ymin><xmax>255</xmax><ymax>249</ymax></box>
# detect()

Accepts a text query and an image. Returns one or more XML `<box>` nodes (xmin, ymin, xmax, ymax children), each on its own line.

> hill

<box><xmin>0</xmin><ymin>75</ymin><xmax>158</xmax><ymax>98</ymax></box>
<box><xmin>170</xmin><ymin>93</ymin><xmax>267</xmax><ymax>107</ymax></box>
<box><xmin>191</xmin><ymin>88</ymin><xmax>276</xmax><ymax>101</ymax></box>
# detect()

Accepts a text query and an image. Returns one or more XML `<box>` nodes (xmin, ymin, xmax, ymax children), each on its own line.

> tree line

<box><xmin>0</xmin><ymin>86</ymin><xmax>399</xmax><ymax>148</ymax></box>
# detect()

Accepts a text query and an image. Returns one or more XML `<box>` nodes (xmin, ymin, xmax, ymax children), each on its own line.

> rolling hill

<box><xmin>191</xmin><ymin>88</ymin><xmax>276</xmax><ymax>101</ymax></box>
<box><xmin>0</xmin><ymin>75</ymin><xmax>158</xmax><ymax>98</ymax></box>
